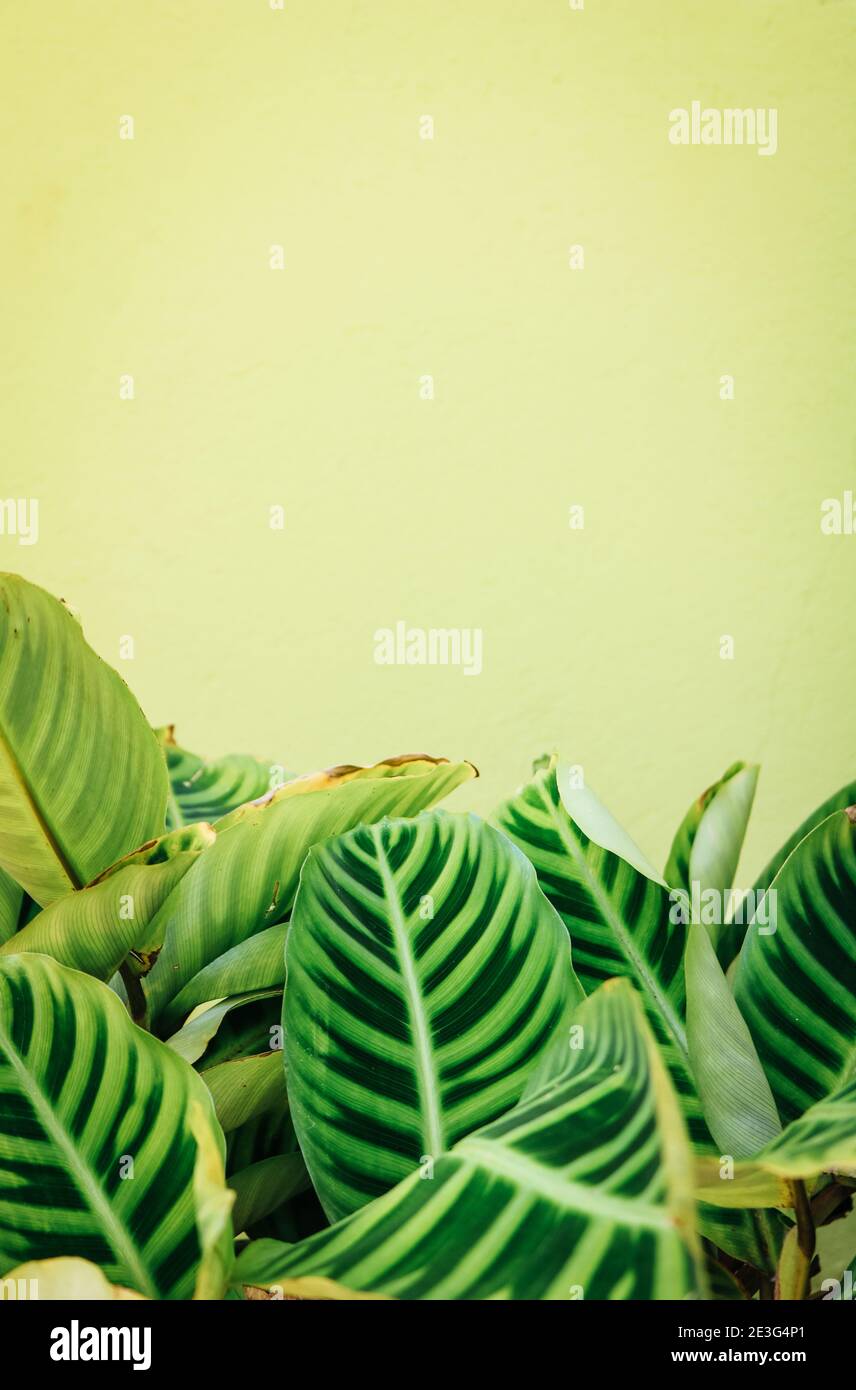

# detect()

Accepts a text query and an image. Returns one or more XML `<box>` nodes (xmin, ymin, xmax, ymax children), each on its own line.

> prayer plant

<box><xmin>0</xmin><ymin>573</ymin><xmax>854</xmax><ymax>1302</ymax></box>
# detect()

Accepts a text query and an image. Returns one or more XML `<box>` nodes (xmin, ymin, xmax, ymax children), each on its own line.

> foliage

<box><xmin>0</xmin><ymin>574</ymin><xmax>853</xmax><ymax>1302</ymax></box>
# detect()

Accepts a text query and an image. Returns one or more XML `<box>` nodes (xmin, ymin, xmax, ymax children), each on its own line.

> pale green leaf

<box><xmin>685</xmin><ymin>921</ymin><xmax>781</xmax><ymax>1158</ymax></box>
<box><xmin>0</xmin><ymin>824</ymin><xmax>214</xmax><ymax>981</ymax></box>
<box><xmin>0</xmin><ymin>575</ymin><xmax>168</xmax><ymax>905</ymax></box>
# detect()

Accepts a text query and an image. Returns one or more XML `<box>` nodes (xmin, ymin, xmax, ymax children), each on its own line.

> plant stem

<box><xmin>119</xmin><ymin>960</ymin><xmax>148</xmax><ymax>1028</ymax></box>
<box><xmin>810</xmin><ymin>1181</ymin><xmax>852</xmax><ymax>1228</ymax></box>
<box><xmin>785</xmin><ymin>1180</ymin><xmax>816</xmax><ymax>1300</ymax></box>
<box><xmin>793</xmin><ymin>1180</ymin><xmax>815</xmax><ymax>1263</ymax></box>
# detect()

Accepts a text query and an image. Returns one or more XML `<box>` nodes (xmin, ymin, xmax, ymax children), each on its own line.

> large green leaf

<box><xmin>140</xmin><ymin>754</ymin><xmax>476</xmax><ymax>1029</ymax></box>
<box><xmin>494</xmin><ymin>760</ymin><xmax>677</xmax><ymax>1000</ymax></box>
<box><xmin>0</xmin><ymin>824</ymin><xmax>214</xmax><ymax>981</ymax></box>
<box><xmin>0</xmin><ymin>574</ymin><xmax>168</xmax><ymax>905</ymax></box>
<box><xmin>157</xmin><ymin>727</ymin><xmax>293</xmax><ymax>829</ymax></box>
<box><xmin>0</xmin><ymin>953</ymin><xmax>226</xmax><ymax>1298</ymax></box>
<box><xmin>492</xmin><ymin>757</ymin><xmax>772</xmax><ymax>1268</ymax></box>
<box><xmin>754</xmin><ymin>778</ymin><xmax>856</xmax><ymax>894</ymax></box>
<box><xmin>733</xmin><ymin>809</ymin><xmax>856</xmax><ymax>1127</ymax></box>
<box><xmin>236</xmin><ymin>981</ymin><xmax>703</xmax><ymax>1300</ymax></box>
<box><xmin>284</xmin><ymin>810</ymin><xmax>582</xmax><ymax>1221</ymax></box>
<box><xmin>493</xmin><ymin>761</ymin><xmax>688</xmax><ymax>1082</ymax></box>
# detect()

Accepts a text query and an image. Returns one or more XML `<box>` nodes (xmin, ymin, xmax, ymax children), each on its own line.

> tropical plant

<box><xmin>0</xmin><ymin>572</ymin><xmax>853</xmax><ymax>1302</ymax></box>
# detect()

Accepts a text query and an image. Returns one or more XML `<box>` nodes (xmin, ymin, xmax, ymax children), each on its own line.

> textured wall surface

<box><xmin>2</xmin><ymin>1</ymin><xmax>854</xmax><ymax>879</ymax></box>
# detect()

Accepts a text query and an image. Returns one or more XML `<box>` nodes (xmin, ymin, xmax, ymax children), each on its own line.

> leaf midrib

<box><xmin>0</xmin><ymin>1019</ymin><xmax>159</xmax><ymax>1298</ymax></box>
<box><xmin>0</xmin><ymin>724</ymin><xmax>81</xmax><ymax>893</ymax></box>
<box><xmin>456</xmin><ymin>1136</ymin><xmax>674</xmax><ymax>1231</ymax></box>
<box><xmin>540</xmin><ymin>785</ymin><xmax>689</xmax><ymax>1063</ymax></box>
<box><xmin>370</xmin><ymin>824</ymin><xmax>444</xmax><ymax>1158</ymax></box>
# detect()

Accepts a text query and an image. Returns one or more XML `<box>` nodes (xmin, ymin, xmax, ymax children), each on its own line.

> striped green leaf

<box><xmin>237</xmin><ymin>981</ymin><xmax>703</xmax><ymax>1300</ymax></box>
<box><xmin>0</xmin><ymin>574</ymin><xmax>168</xmax><ymax>906</ymax></box>
<box><xmin>494</xmin><ymin>760</ymin><xmax>675</xmax><ymax>998</ymax></box>
<box><xmin>0</xmin><ymin>953</ymin><xmax>227</xmax><ymax>1298</ymax></box>
<box><xmin>284</xmin><ymin>810</ymin><xmax>582</xmax><ymax>1222</ymax></box>
<box><xmin>493</xmin><ymin>761</ymin><xmax>688</xmax><ymax>1083</ymax></box>
<box><xmin>0</xmin><ymin>824</ymin><xmax>214</xmax><ymax>982</ymax></box>
<box><xmin>493</xmin><ymin>758</ymin><xmax>771</xmax><ymax>1268</ymax></box>
<box><xmin>754</xmin><ymin>778</ymin><xmax>856</xmax><ymax>894</ymax></box>
<box><xmin>733</xmin><ymin>809</ymin><xmax>856</xmax><ymax>1127</ymax></box>
<box><xmin>141</xmin><ymin>754</ymin><xmax>476</xmax><ymax>1029</ymax></box>
<box><xmin>157</xmin><ymin>727</ymin><xmax>293</xmax><ymax>829</ymax></box>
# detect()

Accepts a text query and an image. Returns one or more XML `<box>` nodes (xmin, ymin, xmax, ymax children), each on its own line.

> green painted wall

<box><xmin>3</xmin><ymin>0</ymin><xmax>854</xmax><ymax>879</ymax></box>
